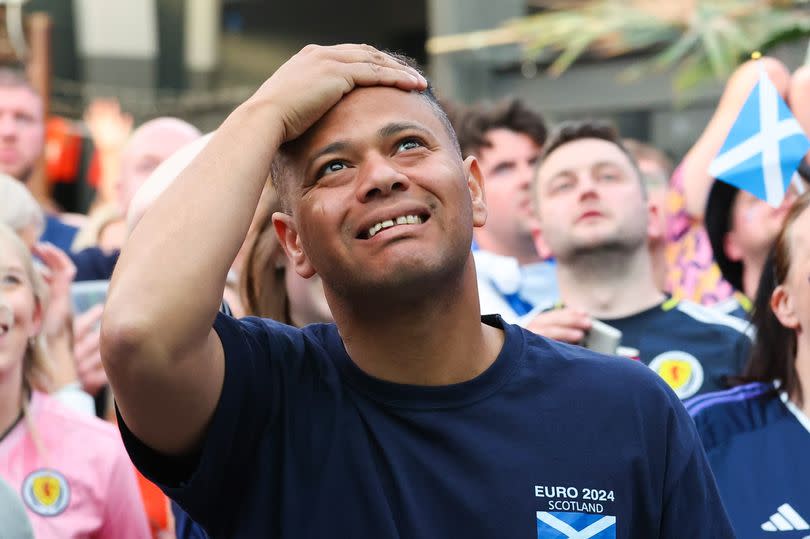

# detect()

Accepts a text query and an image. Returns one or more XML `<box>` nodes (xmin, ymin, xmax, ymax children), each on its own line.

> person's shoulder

<box><xmin>216</xmin><ymin>313</ymin><xmax>339</xmax><ymax>358</ymax></box>
<box><xmin>520</xmin><ymin>327</ymin><xmax>678</xmax><ymax>403</ymax></box>
<box><xmin>669</xmin><ymin>299</ymin><xmax>754</xmax><ymax>340</ymax></box>
<box><xmin>34</xmin><ymin>392</ymin><xmax>121</xmax><ymax>445</ymax></box>
<box><xmin>684</xmin><ymin>382</ymin><xmax>775</xmax><ymax>449</ymax></box>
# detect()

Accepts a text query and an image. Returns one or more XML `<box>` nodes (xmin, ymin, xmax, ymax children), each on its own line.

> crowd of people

<box><xmin>0</xmin><ymin>43</ymin><xmax>808</xmax><ymax>538</ymax></box>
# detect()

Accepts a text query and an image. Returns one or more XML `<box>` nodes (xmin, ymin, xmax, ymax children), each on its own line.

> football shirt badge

<box><xmin>21</xmin><ymin>468</ymin><xmax>70</xmax><ymax>517</ymax></box>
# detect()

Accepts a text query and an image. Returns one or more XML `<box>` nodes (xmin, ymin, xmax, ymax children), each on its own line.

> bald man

<box><xmin>71</xmin><ymin>117</ymin><xmax>201</xmax><ymax>282</ymax></box>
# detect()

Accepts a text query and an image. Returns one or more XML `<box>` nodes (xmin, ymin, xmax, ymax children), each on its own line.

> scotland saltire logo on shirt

<box><xmin>536</xmin><ymin>511</ymin><xmax>616</xmax><ymax>538</ymax></box>
<box><xmin>22</xmin><ymin>468</ymin><xmax>70</xmax><ymax>516</ymax></box>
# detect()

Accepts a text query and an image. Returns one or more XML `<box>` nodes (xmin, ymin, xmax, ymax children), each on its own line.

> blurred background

<box><xmin>10</xmin><ymin>0</ymin><xmax>810</xmax><ymax>212</ymax></box>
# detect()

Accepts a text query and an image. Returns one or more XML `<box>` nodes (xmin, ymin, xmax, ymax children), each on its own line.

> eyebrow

<box><xmin>307</xmin><ymin>122</ymin><xmax>434</xmax><ymax>165</ymax></box>
<box><xmin>377</xmin><ymin>122</ymin><xmax>433</xmax><ymax>140</ymax></box>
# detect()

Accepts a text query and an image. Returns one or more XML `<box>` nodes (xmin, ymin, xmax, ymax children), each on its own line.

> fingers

<box><xmin>73</xmin><ymin>305</ymin><xmax>107</xmax><ymax>396</ymax></box>
<box><xmin>32</xmin><ymin>242</ymin><xmax>77</xmax><ymax>282</ymax></box>
<box><xmin>525</xmin><ymin>308</ymin><xmax>592</xmax><ymax>344</ymax></box>
<box><xmin>74</xmin><ymin>304</ymin><xmax>104</xmax><ymax>339</ymax></box>
<box><xmin>302</xmin><ymin>44</ymin><xmax>427</xmax><ymax>91</ymax></box>
<box><xmin>789</xmin><ymin>65</ymin><xmax>810</xmax><ymax>140</ymax></box>
<box><xmin>541</xmin><ymin>326</ymin><xmax>587</xmax><ymax>344</ymax></box>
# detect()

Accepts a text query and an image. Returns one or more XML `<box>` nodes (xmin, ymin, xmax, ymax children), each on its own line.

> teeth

<box><xmin>367</xmin><ymin>214</ymin><xmax>424</xmax><ymax>238</ymax></box>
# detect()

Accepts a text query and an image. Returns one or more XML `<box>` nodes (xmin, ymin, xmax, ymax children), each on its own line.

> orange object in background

<box><xmin>135</xmin><ymin>469</ymin><xmax>174</xmax><ymax>539</ymax></box>
<box><xmin>45</xmin><ymin>116</ymin><xmax>82</xmax><ymax>183</ymax></box>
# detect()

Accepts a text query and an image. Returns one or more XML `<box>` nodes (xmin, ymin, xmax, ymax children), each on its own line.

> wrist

<box><xmin>232</xmin><ymin>97</ymin><xmax>287</xmax><ymax>148</ymax></box>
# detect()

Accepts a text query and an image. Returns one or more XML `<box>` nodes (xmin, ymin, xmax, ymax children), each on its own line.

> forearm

<box><xmin>104</xmin><ymin>99</ymin><xmax>284</xmax><ymax>360</ymax></box>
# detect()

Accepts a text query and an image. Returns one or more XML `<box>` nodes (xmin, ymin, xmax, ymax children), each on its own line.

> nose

<box><xmin>577</xmin><ymin>173</ymin><xmax>599</xmax><ymax>201</ymax></box>
<box><xmin>355</xmin><ymin>153</ymin><xmax>409</xmax><ymax>202</ymax></box>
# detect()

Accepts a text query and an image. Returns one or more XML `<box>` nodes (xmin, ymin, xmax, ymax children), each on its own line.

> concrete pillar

<box><xmin>427</xmin><ymin>0</ymin><xmax>523</xmax><ymax>102</ymax></box>
<box><xmin>184</xmin><ymin>0</ymin><xmax>221</xmax><ymax>73</ymax></box>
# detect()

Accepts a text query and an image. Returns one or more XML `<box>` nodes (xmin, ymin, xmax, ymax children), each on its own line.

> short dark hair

<box><xmin>450</xmin><ymin>98</ymin><xmax>547</xmax><ymax>158</ymax></box>
<box><xmin>623</xmin><ymin>138</ymin><xmax>673</xmax><ymax>190</ymax></box>
<box><xmin>736</xmin><ymin>190</ymin><xmax>810</xmax><ymax>405</ymax></box>
<box><xmin>270</xmin><ymin>52</ymin><xmax>459</xmax><ymax>214</ymax></box>
<box><xmin>533</xmin><ymin>120</ymin><xmax>644</xmax><ymax>205</ymax></box>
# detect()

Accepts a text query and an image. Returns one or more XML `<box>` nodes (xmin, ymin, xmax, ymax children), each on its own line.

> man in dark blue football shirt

<box><xmin>530</xmin><ymin>120</ymin><xmax>752</xmax><ymax>400</ymax></box>
<box><xmin>101</xmin><ymin>45</ymin><xmax>733</xmax><ymax>538</ymax></box>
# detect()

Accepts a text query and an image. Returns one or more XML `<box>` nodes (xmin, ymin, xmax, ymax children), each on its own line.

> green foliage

<box><xmin>436</xmin><ymin>1</ymin><xmax>810</xmax><ymax>94</ymax></box>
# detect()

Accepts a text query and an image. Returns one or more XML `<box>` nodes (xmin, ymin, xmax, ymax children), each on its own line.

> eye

<box><xmin>598</xmin><ymin>171</ymin><xmax>619</xmax><ymax>181</ymax></box>
<box><xmin>318</xmin><ymin>160</ymin><xmax>347</xmax><ymax>178</ymax></box>
<box><xmin>396</xmin><ymin>138</ymin><xmax>423</xmax><ymax>153</ymax></box>
<box><xmin>549</xmin><ymin>178</ymin><xmax>574</xmax><ymax>194</ymax></box>
<box><xmin>1</xmin><ymin>273</ymin><xmax>21</xmax><ymax>286</ymax></box>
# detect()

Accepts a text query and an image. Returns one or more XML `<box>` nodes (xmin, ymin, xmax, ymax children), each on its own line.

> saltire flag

<box><xmin>536</xmin><ymin>511</ymin><xmax>616</xmax><ymax>538</ymax></box>
<box><xmin>708</xmin><ymin>69</ymin><xmax>810</xmax><ymax>207</ymax></box>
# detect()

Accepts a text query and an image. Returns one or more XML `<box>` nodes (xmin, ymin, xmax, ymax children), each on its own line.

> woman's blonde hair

<box><xmin>0</xmin><ymin>223</ymin><xmax>53</xmax><ymax>392</ymax></box>
<box><xmin>239</xmin><ymin>183</ymin><xmax>291</xmax><ymax>323</ymax></box>
<box><xmin>0</xmin><ymin>174</ymin><xmax>44</xmax><ymax>238</ymax></box>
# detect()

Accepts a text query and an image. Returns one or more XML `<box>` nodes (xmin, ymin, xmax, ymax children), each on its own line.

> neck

<box><xmin>474</xmin><ymin>231</ymin><xmax>540</xmax><ymax>266</ymax></box>
<box><xmin>329</xmin><ymin>255</ymin><xmax>504</xmax><ymax>385</ymax></box>
<box><xmin>557</xmin><ymin>246</ymin><xmax>665</xmax><ymax>319</ymax></box>
<box><xmin>0</xmin><ymin>362</ymin><xmax>24</xmax><ymax>437</ymax></box>
<box><xmin>649</xmin><ymin>240</ymin><xmax>667</xmax><ymax>292</ymax></box>
<box><xmin>794</xmin><ymin>330</ymin><xmax>810</xmax><ymax>417</ymax></box>
<box><xmin>741</xmin><ymin>254</ymin><xmax>766</xmax><ymax>298</ymax></box>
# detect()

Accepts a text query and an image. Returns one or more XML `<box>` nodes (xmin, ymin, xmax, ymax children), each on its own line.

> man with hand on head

<box><xmin>530</xmin><ymin>120</ymin><xmax>752</xmax><ymax>400</ymax></box>
<box><xmin>102</xmin><ymin>44</ymin><xmax>733</xmax><ymax>538</ymax></box>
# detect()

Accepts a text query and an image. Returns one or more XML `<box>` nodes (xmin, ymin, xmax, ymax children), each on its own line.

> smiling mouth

<box><xmin>358</xmin><ymin>213</ymin><xmax>430</xmax><ymax>239</ymax></box>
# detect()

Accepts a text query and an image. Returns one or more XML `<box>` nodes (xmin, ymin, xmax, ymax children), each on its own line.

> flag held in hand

<box><xmin>709</xmin><ymin>69</ymin><xmax>810</xmax><ymax>207</ymax></box>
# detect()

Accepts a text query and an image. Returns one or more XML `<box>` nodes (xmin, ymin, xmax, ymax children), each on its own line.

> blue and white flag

<box><xmin>536</xmin><ymin>511</ymin><xmax>616</xmax><ymax>538</ymax></box>
<box><xmin>708</xmin><ymin>69</ymin><xmax>810</xmax><ymax>207</ymax></box>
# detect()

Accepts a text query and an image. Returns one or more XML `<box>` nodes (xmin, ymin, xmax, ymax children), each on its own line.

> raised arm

<box><xmin>681</xmin><ymin>57</ymin><xmax>790</xmax><ymax>219</ymax></box>
<box><xmin>100</xmin><ymin>44</ymin><xmax>427</xmax><ymax>456</ymax></box>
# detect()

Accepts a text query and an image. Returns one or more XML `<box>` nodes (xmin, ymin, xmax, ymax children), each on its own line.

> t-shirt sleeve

<box><xmin>117</xmin><ymin>312</ymin><xmax>287</xmax><ymax>524</ymax></box>
<box><xmin>658</xmin><ymin>393</ymin><xmax>735</xmax><ymax>538</ymax></box>
<box><xmin>97</xmin><ymin>444</ymin><xmax>152</xmax><ymax>539</ymax></box>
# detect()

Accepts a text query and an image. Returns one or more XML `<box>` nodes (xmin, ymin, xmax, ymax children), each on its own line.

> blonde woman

<box><xmin>0</xmin><ymin>223</ymin><xmax>150</xmax><ymax>538</ymax></box>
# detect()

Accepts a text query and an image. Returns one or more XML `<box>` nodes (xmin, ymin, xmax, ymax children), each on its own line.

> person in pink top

<box><xmin>0</xmin><ymin>222</ymin><xmax>150</xmax><ymax>538</ymax></box>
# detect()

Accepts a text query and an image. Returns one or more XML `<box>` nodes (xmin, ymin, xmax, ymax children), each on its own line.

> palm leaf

<box><xmin>427</xmin><ymin>0</ymin><xmax>810</xmax><ymax>95</ymax></box>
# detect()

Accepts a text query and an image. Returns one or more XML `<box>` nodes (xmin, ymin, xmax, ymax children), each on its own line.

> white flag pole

<box><xmin>794</xmin><ymin>172</ymin><xmax>807</xmax><ymax>195</ymax></box>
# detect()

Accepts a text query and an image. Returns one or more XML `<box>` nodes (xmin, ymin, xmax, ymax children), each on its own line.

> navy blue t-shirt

<box><xmin>687</xmin><ymin>383</ymin><xmax>810</xmax><ymax>538</ymax></box>
<box><xmin>119</xmin><ymin>314</ymin><xmax>733</xmax><ymax>538</ymax></box>
<box><xmin>69</xmin><ymin>246</ymin><xmax>120</xmax><ymax>281</ymax></box>
<box><xmin>603</xmin><ymin>298</ymin><xmax>752</xmax><ymax>400</ymax></box>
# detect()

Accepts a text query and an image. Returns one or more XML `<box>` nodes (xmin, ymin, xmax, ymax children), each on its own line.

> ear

<box><xmin>646</xmin><ymin>198</ymin><xmax>664</xmax><ymax>243</ymax></box>
<box><xmin>771</xmin><ymin>284</ymin><xmax>800</xmax><ymax>330</ymax></box>
<box><xmin>530</xmin><ymin>221</ymin><xmax>553</xmax><ymax>259</ymax></box>
<box><xmin>724</xmin><ymin>230</ymin><xmax>744</xmax><ymax>262</ymax></box>
<box><xmin>272</xmin><ymin>212</ymin><xmax>317</xmax><ymax>279</ymax></box>
<box><xmin>464</xmin><ymin>156</ymin><xmax>487</xmax><ymax>228</ymax></box>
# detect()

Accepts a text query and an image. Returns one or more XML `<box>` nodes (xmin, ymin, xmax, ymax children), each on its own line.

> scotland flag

<box><xmin>536</xmin><ymin>511</ymin><xmax>616</xmax><ymax>538</ymax></box>
<box><xmin>708</xmin><ymin>69</ymin><xmax>810</xmax><ymax>207</ymax></box>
